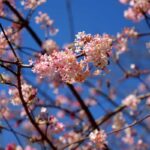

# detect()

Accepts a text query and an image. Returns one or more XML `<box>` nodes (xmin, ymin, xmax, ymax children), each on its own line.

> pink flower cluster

<box><xmin>58</xmin><ymin>131</ymin><xmax>81</xmax><ymax>147</ymax></box>
<box><xmin>0</xmin><ymin>26</ymin><xmax>20</xmax><ymax>55</ymax></box>
<box><xmin>114</xmin><ymin>27</ymin><xmax>138</xmax><ymax>55</ymax></box>
<box><xmin>75</xmin><ymin>31</ymin><xmax>112</xmax><ymax>69</ymax></box>
<box><xmin>8</xmin><ymin>82</ymin><xmax>37</xmax><ymax>105</ymax></box>
<box><xmin>120</xmin><ymin>0</ymin><xmax>150</xmax><ymax>22</ymax></box>
<box><xmin>84</xmin><ymin>34</ymin><xmax>112</xmax><ymax>69</ymax></box>
<box><xmin>123</xmin><ymin>27</ymin><xmax>138</xmax><ymax>38</ymax></box>
<box><xmin>89</xmin><ymin>129</ymin><xmax>107</xmax><ymax>149</ymax></box>
<box><xmin>0</xmin><ymin>94</ymin><xmax>13</xmax><ymax>119</ymax></box>
<box><xmin>33</xmin><ymin>32</ymin><xmax>112</xmax><ymax>83</ymax></box>
<box><xmin>23</xmin><ymin>108</ymin><xmax>64</xmax><ymax>135</ymax></box>
<box><xmin>37</xmin><ymin>108</ymin><xmax>64</xmax><ymax>134</ymax></box>
<box><xmin>35</xmin><ymin>11</ymin><xmax>58</xmax><ymax>35</ymax></box>
<box><xmin>32</xmin><ymin>49</ymin><xmax>89</xmax><ymax>83</ymax></box>
<box><xmin>42</xmin><ymin>39</ymin><xmax>58</xmax><ymax>54</ymax></box>
<box><xmin>122</xmin><ymin>127</ymin><xmax>135</xmax><ymax>145</ymax></box>
<box><xmin>0</xmin><ymin>0</ymin><xmax>5</xmax><ymax>16</ymax></box>
<box><xmin>112</xmin><ymin>112</ymin><xmax>125</xmax><ymax>130</ymax></box>
<box><xmin>49</xmin><ymin>115</ymin><xmax>64</xmax><ymax>133</ymax></box>
<box><xmin>122</xmin><ymin>94</ymin><xmax>140</xmax><ymax>110</ymax></box>
<box><xmin>21</xmin><ymin>0</ymin><xmax>46</xmax><ymax>9</ymax></box>
<box><xmin>6</xmin><ymin>144</ymin><xmax>36</xmax><ymax>150</ymax></box>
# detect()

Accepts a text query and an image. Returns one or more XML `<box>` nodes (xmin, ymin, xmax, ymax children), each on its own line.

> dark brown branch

<box><xmin>67</xmin><ymin>84</ymin><xmax>99</xmax><ymax>130</ymax></box>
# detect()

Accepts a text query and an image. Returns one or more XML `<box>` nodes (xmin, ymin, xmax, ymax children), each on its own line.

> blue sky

<box><xmin>30</xmin><ymin>0</ymin><xmax>134</xmax><ymax>45</ymax></box>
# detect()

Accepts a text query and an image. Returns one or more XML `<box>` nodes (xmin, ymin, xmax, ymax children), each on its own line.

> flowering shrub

<box><xmin>0</xmin><ymin>0</ymin><xmax>150</xmax><ymax>150</ymax></box>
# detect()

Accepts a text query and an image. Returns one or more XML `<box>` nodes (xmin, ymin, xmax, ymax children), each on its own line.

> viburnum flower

<box><xmin>42</xmin><ymin>39</ymin><xmax>58</xmax><ymax>54</ymax></box>
<box><xmin>112</xmin><ymin>112</ymin><xmax>125</xmax><ymax>130</ymax></box>
<box><xmin>52</xmin><ymin>49</ymin><xmax>89</xmax><ymax>83</ymax></box>
<box><xmin>119</xmin><ymin>0</ymin><xmax>130</xmax><ymax>4</ymax></box>
<box><xmin>122</xmin><ymin>126</ymin><xmax>135</xmax><ymax>145</ymax></box>
<box><xmin>115</xmin><ymin>33</ymin><xmax>128</xmax><ymax>54</ymax></box>
<box><xmin>6</xmin><ymin>143</ymin><xmax>16</xmax><ymax>150</ymax></box>
<box><xmin>120</xmin><ymin>0</ymin><xmax>150</xmax><ymax>22</ymax></box>
<box><xmin>55</xmin><ymin>95</ymin><xmax>70</xmax><ymax>105</ymax></box>
<box><xmin>123</xmin><ymin>27</ymin><xmax>138</xmax><ymax>38</ymax></box>
<box><xmin>122</xmin><ymin>94</ymin><xmax>140</xmax><ymax>110</ymax></box>
<box><xmin>32</xmin><ymin>53</ymin><xmax>56</xmax><ymax>79</ymax></box>
<box><xmin>48</xmin><ymin>115</ymin><xmax>64</xmax><ymax>133</ymax></box>
<box><xmin>32</xmin><ymin>49</ymin><xmax>89</xmax><ymax>83</ymax></box>
<box><xmin>89</xmin><ymin>129</ymin><xmax>107</xmax><ymax>149</ymax></box>
<box><xmin>6</xmin><ymin>144</ymin><xmax>37</xmax><ymax>150</ymax></box>
<box><xmin>59</xmin><ymin>131</ymin><xmax>81</xmax><ymax>145</ymax></box>
<box><xmin>35</xmin><ymin>11</ymin><xmax>58</xmax><ymax>35</ymax></box>
<box><xmin>84</xmin><ymin>34</ymin><xmax>112</xmax><ymax>69</ymax></box>
<box><xmin>21</xmin><ymin>0</ymin><xmax>46</xmax><ymax>9</ymax></box>
<box><xmin>124</xmin><ymin>7</ymin><xmax>143</xmax><ymax>22</ymax></box>
<box><xmin>74</xmin><ymin>31</ymin><xmax>112</xmax><ymax>69</ymax></box>
<box><xmin>0</xmin><ymin>107</ymin><xmax>13</xmax><ymax>119</ymax></box>
<box><xmin>74</xmin><ymin>31</ymin><xmax>92</xmax><ymax>53</ymax></box>
<box><xmin>135</xmin><ymin>139</ymin><xmax>149</xmax><ymax>150</ymax></box>
<box><xmin>35</xmin><ymin>11</ymin><xmax>53</xmax><ymax>27</ymax></box>
<box><xmin>113</xmin><ymin>27</ymin><xmax>138</xmax><ymax>56</ymax></box>
<box><xmin>33</xmin><ymin>32</ymin><xmax>113</xmax><ymax>83</ymax></box>
<box><xmin>8</xmin><ymin>82</ymin><xmax>37</xmax><ymax>105</ymax></box>
<box><xmin>0</xmin><ymin>26</ymin><xmax>20</xmax><ymax>55</ymax></box>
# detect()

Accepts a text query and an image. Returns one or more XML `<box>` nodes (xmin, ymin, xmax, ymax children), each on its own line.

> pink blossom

<box><xmin>1</xmin><ymin>107</ymin><xmax>13</xmax><ymax>120</ymax></box>
<box><xmin>55</xmin><ymin>95</ymin><xmax>70</xmax><ymax>105</ymax></box>
<box><xmin>124</xmin><ymin>7</ymin><xmax>143</xmax><ymax>22</ymax></box>
<box><xmin>42</xmin><ymin>39</ymin><xmax>58</xmax><ymax>54</ymax></box>
<box><xmin>122</xmin><ymin>127</ymin><xmax>135</xmax><ymax>145</ymax></box>
<box><xmin>33</xmin><ymin>32</ymin><xmax>112</xmax><ymax>83</ymax></box>
<box><xmin>48</xmin><ymin>115</ymin><xmax>64</xmax><ymax>133</ymax></box>
<box><xmin>0</xmin><ymin>25</ymin><xmax>21</xmax><ymax>56</ymax></box>
<box><xmin>74</xmin><ymin>32</ymin><xmax>112</xmax><ymax>69</ymax></box>
<box><xmin>114</xmin><ymin>27</ymin><xmax>138</xmax><ymax>56</ymax></box>
<box><xmin>114</xmin><ymin>33</ymin><xmax>128</xmax><ymax>55</ymax></box>
<box><xmin>35</xmin><ymin>11</ymin><xmax>53</xmax><ymax>27</ymax></box>
<box><xmin>84</xmin><ymin>34</ymin><xmax>112</xmax><ymax>69</ymax></box>
<box><xmin>24</xmin><ymin>145</ymin><xmax>36</xmax><ymax>150</ymax></box>
<box><xmin>122</xmin><ymin>94</ymin><xmax>140</xmax><ymax>110</ymax></box>
<box><xmin>74</xmin><ymin>31</ymin><xmax>92</xmax><ymax>53</ymax></box>
<box><xmin>5</xmin><ymin>143</ymin><xmax>16</xmax><ymax>150</ymax></box>
<box><xmin>33</xmin><ymin>49</ymin><xmax>89</xmax><ymax>83</ymax></box>
<box><xmin>135</xmin><ymin>139</ymin><xmax>149</xmax><ymax>150</ymax></box>
<box><xmin>120</xmin><ymin>0</ymin><xmax>150</xmax><ymax>22</ymax></box>
<box><xmin>9</xmin><ymin>82</ymin><xmax>37</xmax><ymax>105</ymax></box>
<box><xmin>119</xmin><ymin>0</ymin><xmax>130</xmax><ymax>4</ymax></box>
<box><xmin>112</xmin><ymin>112</ymin><xmax>125</xmax><ymax>130</ymax></box>
<box><xmin>89</xmin><ymin>129</ymin><xmax>107</xmax><ymax>149</ymax></box>
<box><xmin>21</xmin><ymin>0</ymin><xmax>46</xmax><ymax>9</ymax></box>
<box><xmin>35</xmin><ymin>11</ymin><xmax>58</xmax><ymax>35</ymax></box>
<box><xmin>123</xmin><ymin>27</ymin><xmax>138</xmax><ymax>38</ymax></box>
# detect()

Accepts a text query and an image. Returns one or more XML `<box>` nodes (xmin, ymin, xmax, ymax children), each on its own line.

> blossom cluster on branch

<box><xmin>120</xmin><ymin>0</ymin><xmax>150</xmax><ymax>21</ymax></box>
<box><xmin>32</xmin><ymin>32</ymin><xmax>112</xmax><ymax>83</ymax></box>
<box><xmin>0</xmin><ymin>0</ymin><xmax>149</xmax><ymax>150</ymax></box>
